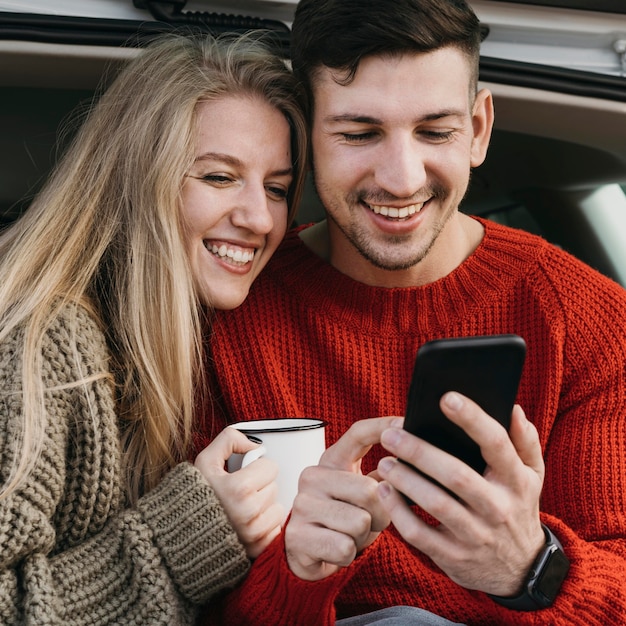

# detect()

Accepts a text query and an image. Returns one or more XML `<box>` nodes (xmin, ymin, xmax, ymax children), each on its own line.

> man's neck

<box><xmin>299</xmin><ymin>220</ymin><xmax>331</xmax><ymax>262</ymax></box>
<box><xmin>298</xmin><ymin>214</ymin><xmax>484</xmax><ymax>288</ymax></box>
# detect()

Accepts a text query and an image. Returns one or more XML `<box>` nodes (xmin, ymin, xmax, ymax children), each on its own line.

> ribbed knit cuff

<box><xmin>137</xmin><ymin>462</ymin><xmax>250</xmax><ymax>604</ymax></box>
<box><xmin>231</xmin><ymin>532</ymin><xmax>364</xmax><ymax>626</ymax></box>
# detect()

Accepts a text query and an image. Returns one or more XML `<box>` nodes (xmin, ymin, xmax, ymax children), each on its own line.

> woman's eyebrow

<box><xmin>194</xmin><ymin>152</ymin><xmax>241</xmax><ymax>166</ymax></box>
<box><xmin>193</xmin><ymin>152</ymin><xmax>293</xmax><ymax>178</ymax></box>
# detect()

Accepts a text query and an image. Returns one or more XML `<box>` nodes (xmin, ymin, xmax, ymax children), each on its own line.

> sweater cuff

<box><xmin>233</xmin><ymin>532</ymin><xmax>363</xmax><ymax>625</ymax></box>
<box><xmin>137</xmin><ymin>462</ymin><xmax>250</xmax><ymax>604</ymax></box>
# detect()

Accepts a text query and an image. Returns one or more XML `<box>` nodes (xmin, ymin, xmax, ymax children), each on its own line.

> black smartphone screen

<box><xmin>403</xmin><ymin>334</ymin><xmax>526</xmax><ymax>476</ymax></box>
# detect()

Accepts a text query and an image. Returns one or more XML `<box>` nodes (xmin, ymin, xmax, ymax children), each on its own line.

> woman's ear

<box><xmin>470</xmin><ymin>88</ymin><xmax>494</xmax><ymax>168</ymax></box>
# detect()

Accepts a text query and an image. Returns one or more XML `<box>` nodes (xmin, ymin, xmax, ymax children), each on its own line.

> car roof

<box><xmin>2</xmin><ymin>1</ymin><xmax>625</xmax><ymax>80</ymax></box>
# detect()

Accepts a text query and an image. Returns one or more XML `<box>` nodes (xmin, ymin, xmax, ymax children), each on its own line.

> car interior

<box><xmin>1</xmin><ymin>0</ymin><xmax>626</xmax><ymax>285</ymax></box>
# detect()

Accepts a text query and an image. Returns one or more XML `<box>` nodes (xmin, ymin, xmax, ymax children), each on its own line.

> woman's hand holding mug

<box><xmin>195</xmin><ymin>426</ymin><xmax>284</xmax><ymax>558</ymax></box>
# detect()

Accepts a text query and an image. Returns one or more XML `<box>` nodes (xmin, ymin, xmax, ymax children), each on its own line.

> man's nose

<box><xmin>374</xmin><ymin>136</ymin><xmax>428</xmax><ymax>199</ymax></box>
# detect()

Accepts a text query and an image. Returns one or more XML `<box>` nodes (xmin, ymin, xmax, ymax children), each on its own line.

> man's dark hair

<box><xmin>291</xmin><ymin>0</ymin><xmax>481</xmax><ymax>108</ymax></box>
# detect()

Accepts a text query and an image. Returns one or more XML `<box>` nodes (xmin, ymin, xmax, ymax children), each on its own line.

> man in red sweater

<box><xmin>197</xmin><ymin>0</ymin><xmax>626</xmax><ymax>624</ymax></box>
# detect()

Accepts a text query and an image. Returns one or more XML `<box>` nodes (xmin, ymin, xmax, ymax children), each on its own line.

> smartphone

<box><xmin>403</xmin><ymin>334</ymin><xmax>526</xmax><ymax>479</ymax></box>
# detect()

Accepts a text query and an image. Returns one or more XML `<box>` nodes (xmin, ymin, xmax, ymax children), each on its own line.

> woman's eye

<box><xmin>266</xmin><ymin>185</ymin><xmax>288</xmax><ymax>200</ymax></box>
<box><xmin>201</xmin><ymin>174</ymin><xmax>233</xmax><ymax>184</ymax></box>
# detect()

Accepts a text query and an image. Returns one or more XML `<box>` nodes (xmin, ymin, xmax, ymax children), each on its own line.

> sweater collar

<box><xmin>261</xmin><ymin>217</ymin><xmax>539</xmax><ymax>334</ymax></box>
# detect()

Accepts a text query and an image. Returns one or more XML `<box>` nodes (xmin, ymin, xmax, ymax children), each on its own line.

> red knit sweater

<box><xmin>198</xmin><ymin>218</ymin><xmax>626</xmax><ymax>625</ymax></box>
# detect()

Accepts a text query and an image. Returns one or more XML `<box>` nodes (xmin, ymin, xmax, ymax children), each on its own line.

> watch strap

<box><xmin>488</xmin><ymin>523</ymin><xmax>570</xmax><ymax>611</ymax></box>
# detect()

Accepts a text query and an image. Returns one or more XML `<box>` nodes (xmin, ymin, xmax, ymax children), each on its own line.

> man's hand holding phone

<box><xmin>376</xmin><ymin>335</ymin><xmax>547</xmax><ymax>597</ymax></box>
<box><xmin>402</xmin><ymin>334</ymin><xmax>527</xmax><ymax>477</ymax></box>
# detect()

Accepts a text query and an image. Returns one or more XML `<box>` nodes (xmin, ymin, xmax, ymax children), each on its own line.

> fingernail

<box><xmin>378</xmin><ymin>481</ymin><xmax>391</xmax><ymax>498</ymax></box>
<box><xmin>443</xmin><ymin>391</ymin><xmax>463</xmax><ymax>410</ymax></box>
<box><xmin>378</xmin><ymin>457</ymin><xmax>394</xmax><ymax>474</ymax></box>
<box><xmin>382</xmin><ymin>428</ymin><xmax>401</xmax><ymax>447</ymax></box>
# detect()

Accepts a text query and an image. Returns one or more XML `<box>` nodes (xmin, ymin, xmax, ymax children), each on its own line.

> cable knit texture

<box><xmin>0</xmin><ymin>305</ymin><xmax>249</xmax><ymax>625</ymax></box>
<box><xmin>198</xmin><ymin>217</ymin><xmax>626</xmax><ymax>625</ymax></box>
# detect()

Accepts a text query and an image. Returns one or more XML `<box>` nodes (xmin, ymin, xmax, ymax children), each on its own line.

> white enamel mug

<box><xmin>227</xmin><ymin>418</ymin><xmax>326</xmax><ymax>518</ymax></box>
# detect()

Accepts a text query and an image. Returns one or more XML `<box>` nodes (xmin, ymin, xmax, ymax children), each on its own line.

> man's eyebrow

<box><xmin>420</xmin><ymin>109</ymin><xmax>466</xmax><ymax>122</ymax></box>
<box><xmin>325</xmin><ymin>109</ymin><xmax>466</xmax><ymax>125</ymax></box>
<box><xmin>325</xmin><ymin>114</ymin><xmax>383</xmax><ymax>125</ymax></box>
<box><xmin>194</xmin><ymin>152</ymin><xmax>293</xmax><ymax>177</ymax></box>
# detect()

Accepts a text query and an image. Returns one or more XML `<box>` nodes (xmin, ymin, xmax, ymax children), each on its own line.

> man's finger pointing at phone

<box><xmin>285</xmin><ymin>416</ymin><xmax>401</xmax><ymax>581</ymax></box>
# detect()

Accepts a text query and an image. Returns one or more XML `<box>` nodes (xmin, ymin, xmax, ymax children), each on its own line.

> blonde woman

<box><xmin>0</xmin><ymin>32</ymin><xmax>307</xmax><ymax>624</ymax></box>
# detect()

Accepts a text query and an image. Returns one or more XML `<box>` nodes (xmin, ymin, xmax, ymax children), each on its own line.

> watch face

<box><xmin>535</xmin><ymin>547</ymin><xmax>570</xmax><ymax>603</ymax></box>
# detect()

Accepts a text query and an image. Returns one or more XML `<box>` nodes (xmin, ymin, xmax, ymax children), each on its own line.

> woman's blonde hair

<box><xmin>0</xmin><ymin>32</ymin><xmax>308</xmax><ymax>503</ymax></box>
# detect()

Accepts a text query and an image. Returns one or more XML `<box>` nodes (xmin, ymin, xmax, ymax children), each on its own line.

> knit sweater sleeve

<box><xmin>199</xmin><ymin>531</ymin><xmax>368</xmax><ymax>626</ymax></box>
<box><xmin>0</xmin><ymin>309</ymin><xmax>249</xmax><ymax>625</ymax></box>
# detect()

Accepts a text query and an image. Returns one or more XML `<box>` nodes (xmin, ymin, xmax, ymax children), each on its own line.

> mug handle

<box><xmin>240</xmin><ymin>445</ymin><xmax>266</xmax><ymax>468</ymax></box>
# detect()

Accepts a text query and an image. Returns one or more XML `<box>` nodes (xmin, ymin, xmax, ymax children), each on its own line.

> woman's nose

<box><xmin>231</xmin><ymin>183</ymin><xmax>275</xmax><ymax>234</ymax></box>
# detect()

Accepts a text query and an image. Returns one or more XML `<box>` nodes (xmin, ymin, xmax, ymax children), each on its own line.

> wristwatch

<box><xmin>488</xmin><ymin>524</ymin><xmax>570</xmax><ymax>611</ymax></box>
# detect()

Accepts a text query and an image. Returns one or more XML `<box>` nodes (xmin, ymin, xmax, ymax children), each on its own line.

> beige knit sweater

<box><xmin>0</xmin><ymin>305</ymin><xmax>249</xmax><ymax>624</ymax></box>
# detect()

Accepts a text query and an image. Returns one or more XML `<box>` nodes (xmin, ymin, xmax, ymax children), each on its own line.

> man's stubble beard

<box><xmin>314</xmin><ymin>178</ymin><xmax>456</xmax><ymax>272</ymax></box>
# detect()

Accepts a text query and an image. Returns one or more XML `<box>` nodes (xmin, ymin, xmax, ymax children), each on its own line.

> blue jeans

<box><xmin>336</xmin><ymin>606</ymin><xmax>465</xmax><ymax>625</ymax></box>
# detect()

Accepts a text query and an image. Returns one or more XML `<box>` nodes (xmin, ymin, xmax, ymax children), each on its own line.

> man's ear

<box><xmin>470</xmin><ymin>88</ymin><xmax>494</xmax><ymax>168</ymax></box>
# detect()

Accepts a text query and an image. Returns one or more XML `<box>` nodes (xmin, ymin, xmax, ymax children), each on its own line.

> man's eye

<box><xmin>341</xmin><ymin>132</ymin><xmax>376</xmax><ymax>143</ymax></box>
<box><xmin>421</xmin><ymin>130</ymin><xmax>454</xmax><ymax>142</ymax></box>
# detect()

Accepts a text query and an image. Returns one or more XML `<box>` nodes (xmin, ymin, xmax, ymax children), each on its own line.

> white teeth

<box><xmin>369</xmin><ymin>203</ymin><xmax>424</xmax><ymax>218</ymax></box>
<box><xmin>209</xmin><ymin>243</ymin><xmax>255</xmax><ymax>264</ymax></box>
